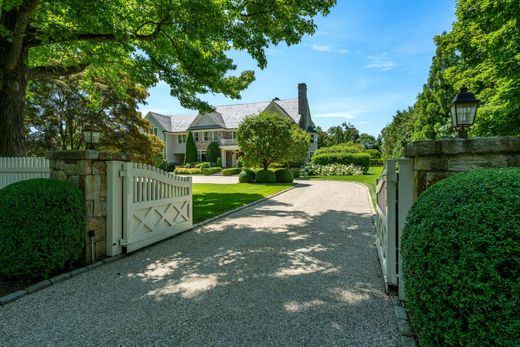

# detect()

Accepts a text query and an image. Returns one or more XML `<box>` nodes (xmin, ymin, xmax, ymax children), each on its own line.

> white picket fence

<box><xmin>107</xmin><ymin>162</ymin><xmax>193</xmax><ymax>255</ymax></box>
<box><xmin>0</xmin><ymin>157</ymin><xmax>50</xmax><ymax>189</ymax></box>
<box><xmin>375</xmin><ymin>158</ymin><xmax>413</xmax><ymax>300</ymax></box>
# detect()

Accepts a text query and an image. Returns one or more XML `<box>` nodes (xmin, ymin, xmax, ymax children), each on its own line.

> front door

<box><xmin>226</xmin><ymin>151</ymin><xmax>233</xmax><ymax>168</ymax></box>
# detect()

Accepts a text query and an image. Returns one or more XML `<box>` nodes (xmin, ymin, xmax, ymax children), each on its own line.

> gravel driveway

<box><xmin>0</xmin><ymin>181</ymin><xmax>399</xmax><ymax>346</ymax></box>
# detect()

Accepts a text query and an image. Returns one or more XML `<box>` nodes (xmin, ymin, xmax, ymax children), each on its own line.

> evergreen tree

<box><xmin>184</xmin><ymin>132</ymin><xmax>197</xmax><ymax>164</ymax></box>
<box><xmin>206</xmin><ymin>141</ymin><xmax>220</xmax><ymax>163</ymax></box>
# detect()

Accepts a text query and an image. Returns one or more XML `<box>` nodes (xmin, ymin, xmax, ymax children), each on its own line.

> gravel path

<box><xmin>0</xmin><ymin>181</ymin><xmax>399</xmax><ymax>346</ymax></box>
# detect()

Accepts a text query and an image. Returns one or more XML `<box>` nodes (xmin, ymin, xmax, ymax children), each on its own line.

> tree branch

<box><xmin>26</xmin><ymin>63</ymin><xmax>90</xmax><ymax>80</ymax></box>
<box><xmin>26</xmin><ymin>19</ymin><xmax>168</xmax><ymax>47</ymax></box>
<box><xmin>5</xmin><ymin>0</ymin><xmax>39</xmax><ymax>71</ymax></box>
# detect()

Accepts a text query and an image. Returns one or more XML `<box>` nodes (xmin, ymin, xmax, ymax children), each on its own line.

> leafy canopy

<box><xmin>237</xmin><ymin>111</ymin><xmax>295</xmax><ymax>170</ymax></box>
<box><xmin>25</xmin><ymin>74</ymin><xmax>164</xmax><ymax>164</ymax></box>
<box><xmin>1</xmin><ymin>0</ymin><xmax>336</xmax><ymax>111</ymax></box>
<box><xmin>381</xmin><ymin>0</ymin><xmax>520</xmax><ymax>157</ymax></box>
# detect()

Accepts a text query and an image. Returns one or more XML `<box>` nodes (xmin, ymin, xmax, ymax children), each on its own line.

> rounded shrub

<box><xmin>402</xmin><ymin>168</ymin><xmax>520</xmax><ymax>346</ymax></box>
<box><xmin>255</xmin><ymin>169</ymin><xmax>276</xmax><ymax>183</ymax></box>
<box><xmin>216</xmin><ymin>157</ymin><xmax>222</xmax><ymax>168</ymax></box>
<box><xmin>243</xmin><ymin>168</ymin><xmax>256</xmax><ymax>182</ymax></box>
<box><xmin>0</xmin><ymin>179</ymin><xmax>86</xmax><ymax>280</ymax></box>
<box><xmin>275</xmin><ymin>169</ymin><xmax>294</xmax><ymax>183</ymax></box>
<box><xmin>238</xmin><ymin>170</ymin><xmax>250</xmax><ymax>183</ymax></box>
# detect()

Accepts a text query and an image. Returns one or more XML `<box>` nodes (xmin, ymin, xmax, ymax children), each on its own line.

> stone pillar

<box><xmin>47</xmin><ymin>150</ymin><xmax>129</xmax><ymax>264</ymax></box>
<box><xmin>404</xmin><ymin>136</ymin><xmax>520</xmax><ymax>199</ymax></box>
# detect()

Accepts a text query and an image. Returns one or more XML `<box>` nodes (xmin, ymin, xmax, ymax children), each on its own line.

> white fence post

<box><xmin>386</xmin><ymin>160</ymin><xmax>398</xmax><ymax>286</ymax></box>
<box><xmin>397</xmin><ymin>158</ymin><xmax>414</xmax><ymax>300</ymax></box>
<box><xmin>106</xmin><ymin>161</ymin><xmax>124</xmax><ymax>256</ymax></box>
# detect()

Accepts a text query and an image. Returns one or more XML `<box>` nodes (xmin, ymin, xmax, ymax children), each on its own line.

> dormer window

<box><xmin>152</xmin><ymin>127</ymin><xmax>158</xmax><ymax>136</ymax></box>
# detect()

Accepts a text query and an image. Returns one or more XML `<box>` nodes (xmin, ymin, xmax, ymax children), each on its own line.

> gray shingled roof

<box><xmin>148</xmin><ymin>98</ymin><xmax>300</xmax><ymax>132</ymax></box>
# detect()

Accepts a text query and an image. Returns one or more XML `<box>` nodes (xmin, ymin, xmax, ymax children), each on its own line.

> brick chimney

<box><xmin>298</xmin><ymin>83</ymin><xmax>310</xmax><ymax>130</ymax></box>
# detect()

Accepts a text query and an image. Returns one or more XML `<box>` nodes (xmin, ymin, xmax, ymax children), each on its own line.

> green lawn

<box><xmin>309</xmin><ymin>166</ymin><xmax>384</xmax><ymax>206</ymax></box>
<box><xmin>192</xmin><ymin>183</ymin><xmax>294</xmax><ymax>224</ymax></box>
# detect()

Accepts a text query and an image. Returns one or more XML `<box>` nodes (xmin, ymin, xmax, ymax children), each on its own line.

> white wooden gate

<box><xmin>375</xmin><ymin>158</ymin><xmax>413</xmax><ymax>299</ymax></box>
<box><xmin>107</xmin><ymin>162</ymin><xmax>193</xmax><ymax>255</ymax></box>
<box><xmin>0</xmin><ymin>157</ymin><xmax>50</xmax><ymax>189</ymax></box>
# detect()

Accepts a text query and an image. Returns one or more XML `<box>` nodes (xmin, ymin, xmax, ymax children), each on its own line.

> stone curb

<box><xmin>0</xmin><ymin>185</ymin><xmax>296</xmax><ymax>306</ymax></box>
<box><xmin>390</xmin><ymin>295</ymin><xmax>417</xmax><ymax>347</ymax></box>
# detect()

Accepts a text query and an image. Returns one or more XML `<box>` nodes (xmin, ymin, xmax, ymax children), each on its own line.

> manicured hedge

<box><xmin>255</xmin><ymin>169</ymin><xmax>276</xmax><ymax>183</ymax></box>
<box><xmin>311</xmin><ymin>152</ymin><xmax>370</xmax><ymax>173</ymax></box>
<box><xmin>238</xmin><ymin>170</ymin><xmax>250</xmax><ymax>183</ymax></box>
<box><xmin>0</xmin><ymin>179</ymin><xmax>86</xmax><ymax>280</ymax></box>
<box><xmin>174</xmin><ymin>167</ymin><xmax>202</xmax><ymax>174</ymax></box>
<box><xmin>222</xmin><ymin>168</ymin><xmax>242</xmax><ymax>176</ymax></box>
<box><xmin>194</xmin><ymin>162</ymin><xmax>211</xmax><ymax>169</ymax></box>
<box><xmin>314</xmin><ymin>142</ymin><xmax>366</xmax><ymax>154</ymax></box>
<box><xmin>203</xmin><ymin>167</ymin><xmax>222</xmax><ymax>175</ymax></box>
<box><xmin>275</xmin><ymin>169</ymin><xmax>294</xmax><ymax>183</ymax></box>
<box><xmin>402</xmin><ymin>168</ymin><xmax>520</xmax><ymax>347</ymax></box>
<box><xmin>369</xmin><ymin>158</ymin><xmax>384</xmax><ymax>167</ymax></box>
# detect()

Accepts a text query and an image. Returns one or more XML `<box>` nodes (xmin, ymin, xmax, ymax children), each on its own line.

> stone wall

<box><xmin>47</xmin><ymin>150</ymin><xmax>129</xmax><ymax>264</ymax></box>
<box><xmin>404</xmin><ymin>136</ymin><xmax>520</xmax><ymax>199</ymax></box>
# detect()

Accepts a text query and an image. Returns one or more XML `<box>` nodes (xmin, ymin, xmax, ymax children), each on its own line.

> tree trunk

<box><xmin>0</xmin><ymin>61</ymin><xmax>27</xmax><ymax>156</ymax></box>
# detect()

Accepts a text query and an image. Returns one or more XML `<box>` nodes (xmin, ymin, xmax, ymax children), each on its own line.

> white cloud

<box><xmin>306</xmin><ymin>44</ymin><xmax>348</xmax><ymax>54</ymax></box>
<box><xmin>365</xmin><ymin>53</ymin><xmax>396</xmax><ymax>71</ymax></box>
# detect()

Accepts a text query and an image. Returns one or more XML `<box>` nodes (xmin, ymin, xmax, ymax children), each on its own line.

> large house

<box><xmin>146</xmin><ymin>83</ymin><xmax>318</xmax><ymax>167</ymax></box>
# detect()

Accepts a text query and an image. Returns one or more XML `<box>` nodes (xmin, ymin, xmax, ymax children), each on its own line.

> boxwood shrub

<box><xmin>242</xmin><ymin>168</ymin><xmax>256</xmax><ymax>182</ymax></box>
<box><xmin>0</xmin><ymin>179</ymin><xmax>86</xmax><ymax>280</ymax></box>
<box><xmin>402</xmin><ymin>168</ymin><xmax>520</xmax><ymax>347</ymax></box>
<box><xmin>222</xmin><ymin>168</ymin><xmax>241</xmax><ymax>176</ymax></box>
<box><xmin>311</xmin><ymin>153</ymin><xmax>370</xmax><ymax>173</ymax></box>
<box><xmin>174</xmin><ymin>167</ymin><xmax>202</xmax><ymax>174</ymax></box>
<box><xmin>238</xmin><ymin>170</ymin><xmax>250</xmax><ymax>183</ymax></box>
<box><xmin>255</xmin><ymin>169</ymin><xmax>276</xmax><ymax>183</ymax></box>
<box><xmin>203</xmin><ymin>167</ymin><xmax>222</xmax><ymax>175</ymax></box>
<box><xmin>275</xmin><ymin>169</ymin><xmax>294</xmax><ymax>183</ymax></box>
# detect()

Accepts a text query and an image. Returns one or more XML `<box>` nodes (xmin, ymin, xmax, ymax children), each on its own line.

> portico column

<box><xmin>221</xmin><ymin>149</ymin><xmax>226</xmax><ymax>167</ymax></box>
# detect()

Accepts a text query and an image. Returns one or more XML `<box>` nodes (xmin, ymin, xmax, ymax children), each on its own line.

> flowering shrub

<box><xmin>300</xmin><ymin>163</ymin><xmax>364</xmax><ymax>177</ymax></box>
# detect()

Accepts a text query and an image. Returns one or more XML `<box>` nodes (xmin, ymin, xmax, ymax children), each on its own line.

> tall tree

<box><xmin>412</xmin><ymin>33</ymin><xmax>458</xmax><ymax>140</ymax></box>
<box><xmin>443</xmin><ymin>0</ymin><xmax>520</xmax><ymax>136</ymax></box>
<box><xmin>184</xmin><ymin>131</ymin><xmax>197</xmax><ymax>164</ymax></box>
<box><xmin>380</xmin><ymin>107</ymin><xmax>416</xmax><ymax>159</ymax></box>
<box><xmin>237</xmin><ymin>111</ymin><xmax>293</xmax><ymax>170</ymax></box>
<box><xmin>25</xmin><ymin>74</ymin><xmax>164</xmax><ymax>163</ymax></box>
<box><xmin>0</xmin><ymin>0</ymin><xmax>336</xmax><ymax>155</ymax></box>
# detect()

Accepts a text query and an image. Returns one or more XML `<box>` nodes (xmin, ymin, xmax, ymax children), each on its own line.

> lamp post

<box><xmin>83</xmin><ymin>124</ymin><xmax>101</xmax><ymax>150</ymax></box>
<box><xmin>450</xmin><ymin>86</ymin><xmax>479</xmax><ymax>138</ymax></box>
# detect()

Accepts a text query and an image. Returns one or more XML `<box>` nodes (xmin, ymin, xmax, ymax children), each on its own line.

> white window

<box><xmin>214</xmin><ymin>132</ymin><xmax>221</xmax><ymax>141</ymax></box>
<box><xmin>204</xmin><ymin>132</ymin><xmax>210</xmax><ymax>141</ymax></box>
<box><xmin>198</xmin><ymin>151</ymin><xmax>207</xmax><ymax>162</ymax></box>
<box><xmin>194</xmin><ymin>132</ymin><xmax>199</xmax><ymax>142</ymax></box>
<box><xmin>177</xmin><ymin>134</ymin><xmax>187</xmax><ymax>144</ymax></box>
<box><xmin>153</xmin><ymin>127</ymin><xmax>158</xmax><ymax>136</ymax></box>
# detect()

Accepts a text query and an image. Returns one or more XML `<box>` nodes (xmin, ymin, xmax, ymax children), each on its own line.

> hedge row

<box><xmin>174</xmin><ymin>167</ymin><xmax>202</xmax><ymax>174</ymax></box>
<box><xmin>203</xmin><ymin>167</ymin><xmax>222</xmax><ymax>175</ymax></box>
<box><xmin>311</xmin><ymin>152</ymin><xmax>370</xmax><ymax>173</ymax></box>
<box><xmin>222</xmin><ymin>168</ymin><xmax>242</xmax><ymax>176</ymax></box>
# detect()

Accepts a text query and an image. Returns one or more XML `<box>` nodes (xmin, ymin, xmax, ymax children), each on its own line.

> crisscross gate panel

<box><xmin>107</xmin><ymin>162</ymin><xmax>192</xmax><ymax>255</ymax></box>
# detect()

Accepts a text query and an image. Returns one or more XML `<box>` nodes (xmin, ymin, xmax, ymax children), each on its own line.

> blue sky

<box><xmin>139</xmin><ymin>0</ymin><xmax>456</xmax><ymax>136</ymax></box>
